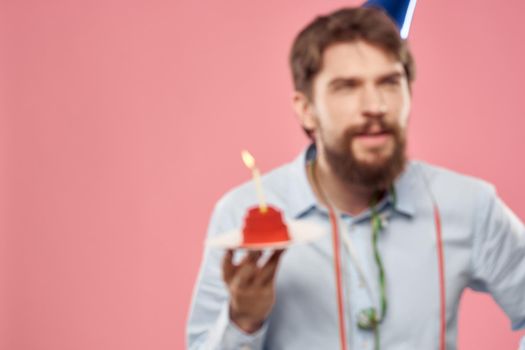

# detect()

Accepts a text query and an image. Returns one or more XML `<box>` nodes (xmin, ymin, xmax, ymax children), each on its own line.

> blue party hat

<box><xmin>363</xmin><ymin>0</ymin><xmax>418</xmax><ymax>39</ymax></box>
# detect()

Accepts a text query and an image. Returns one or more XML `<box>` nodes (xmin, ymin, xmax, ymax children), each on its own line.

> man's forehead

<box><xmin>320</xmin><ymin>41</ymin><xmax>404</xmax><ymax>78</ymax></box>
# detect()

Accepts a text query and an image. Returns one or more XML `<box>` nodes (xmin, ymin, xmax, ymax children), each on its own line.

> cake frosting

<box><xmin>242</xmin><ymin>206</ymin><xmax>290</xmax><ymax>244</ymax></box>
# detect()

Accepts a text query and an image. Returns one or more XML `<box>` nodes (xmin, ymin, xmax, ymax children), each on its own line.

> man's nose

<box><xmin>361</xmin><ymin>86</ymin><xmax>387</xmax><ymax>119</ymax></box>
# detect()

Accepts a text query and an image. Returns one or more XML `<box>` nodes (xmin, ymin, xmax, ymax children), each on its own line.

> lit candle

<box><xmin>241</xmin><ymin>150</ymin><xmax>268</xmax><ymax>213</ymax></box>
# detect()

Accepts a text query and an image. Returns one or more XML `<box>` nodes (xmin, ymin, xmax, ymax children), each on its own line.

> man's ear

<box><xmin>292</xmin><ymin>91</ymin><xmax>317</xmax><ymax>134</ymax></box>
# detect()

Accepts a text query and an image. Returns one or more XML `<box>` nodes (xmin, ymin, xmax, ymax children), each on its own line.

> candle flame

<box><xmin>241</xmin><ymin>149</ymin><xmax>267</xmax><ymax>213</ymax></box>
<box><xmin>241</xmin><ymin>150</ymin><xmax>255</xmax><ymax>169</ymax></box>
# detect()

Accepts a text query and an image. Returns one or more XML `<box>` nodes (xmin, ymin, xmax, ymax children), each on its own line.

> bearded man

<box><xmin>187</xmin><ymin>7</ymin><xmax>525</xmax><ymax>350</ymax></box>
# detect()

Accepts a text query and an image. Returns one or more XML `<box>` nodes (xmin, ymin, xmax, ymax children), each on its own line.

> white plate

<box><xmin>205</xmin><ymin>220</ymin><xmax>327</xmax><ymax>250</ymax></box>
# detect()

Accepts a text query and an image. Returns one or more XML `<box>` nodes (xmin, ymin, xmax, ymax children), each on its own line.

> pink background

<box><xmin>1</xmin><ymin>0</ymin><xmax>524</xmax><ymax>349</ymax></box>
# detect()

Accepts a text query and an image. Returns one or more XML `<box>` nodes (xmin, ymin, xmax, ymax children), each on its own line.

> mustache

<box><xmin>344</xmin><ymin>120</ymin><xmax>397</xmax><ymax>138</ymax></box>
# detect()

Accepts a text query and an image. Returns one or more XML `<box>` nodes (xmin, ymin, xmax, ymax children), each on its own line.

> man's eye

<box><xmin>382</xmin><ymin>78</ymin><xmax>400</xmax><ymax>86</ymax></box>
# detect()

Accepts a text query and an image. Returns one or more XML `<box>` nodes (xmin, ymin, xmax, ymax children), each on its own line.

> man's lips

<box><xmin>353</xmin><ymin>131</ymin><xmax>392</xmax><ymax>147</ymax></box>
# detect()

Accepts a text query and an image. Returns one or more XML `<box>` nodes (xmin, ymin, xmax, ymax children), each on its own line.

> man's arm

<box><xmin>469</xmin><ymin>187</ymin><xmax>525</xmax><ymax>345</ymax></box>
<box><xmin>186</xmin><ymin>203</ymin><xmax>282</xmax><ymax>350</ymax></box>
<box><xmin>186</xmin><ymin>247</ymin><xmax>269</xmax><ymax>350</ymax></box>
<box><xmin>223</xmin><ymin>249</ymin><xmax>284</xmax><ymax>334</ymax></box>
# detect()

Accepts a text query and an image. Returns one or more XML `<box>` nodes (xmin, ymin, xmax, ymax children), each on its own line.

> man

<box><xmin>187</xmin><ymin>7</ymin><xmax>525</xmax><ymax>350</ymax></box>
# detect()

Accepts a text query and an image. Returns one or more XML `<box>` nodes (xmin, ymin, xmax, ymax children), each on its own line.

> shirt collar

<box><xmin>286</xmin><ymin>143</ymin><xmax>416</xmax><ymax>219</ymax></box>
<box><xmin>392</xmin><ymin>161</ymin><xmax>416</xmax><ymax>217</ymax></box>
<box><xmin>286</xmin><ymin>145</ymin><xmax>318</xmax><ymax>219</ymax></box>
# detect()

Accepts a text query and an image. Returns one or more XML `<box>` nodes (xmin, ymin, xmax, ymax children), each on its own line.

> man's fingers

<box><xmin>231</xmin><ymin>260</ymin><xmax>259</xmax><ymax>289</ymax></box>
<box><xmin>229</xmin><ymin>250</ymin><xmax>263</xmax><ymax>289</ymax></box>
<box><xmin>258</xmin><ymin>250</ymin><xmax>285</xmax><ymax>286</ymax></box>
<box><xmin>242</xmin><ymin>250</ymin><xmax>263</xmax><ymax>264</ymax></box>
<box><xmin>223</xmin><ymin>250</ymin><xmax>262</xmax><ymax>283</ymax></box>
<box><xmin>222</xmin><ymin>249</ymin><xmax>235</xmax><ymax>283</ymax></box>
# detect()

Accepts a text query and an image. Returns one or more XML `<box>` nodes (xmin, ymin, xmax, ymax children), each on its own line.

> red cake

<box><xmin>242</xmin><ymin>206</ymin><xmax>290</xmax><ymax>245</ymax></box>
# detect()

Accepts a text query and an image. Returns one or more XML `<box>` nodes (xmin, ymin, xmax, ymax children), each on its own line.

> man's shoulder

<box><xmin>409</xmin><ymin>160</ymin><xmax>496</xmax><ymax>198</ymax></box>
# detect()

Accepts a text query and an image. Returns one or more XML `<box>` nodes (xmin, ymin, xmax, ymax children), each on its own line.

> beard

<box><xmin>320</xmin><ymin>119</ymin><xmax>407</xmax><ymax>190</ymax></box>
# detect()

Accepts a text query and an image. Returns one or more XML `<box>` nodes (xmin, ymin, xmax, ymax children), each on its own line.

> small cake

<box><xmin>242</xmin><ymin>206</ymin><xmax>290</xmax><ymax>245</ymax></box>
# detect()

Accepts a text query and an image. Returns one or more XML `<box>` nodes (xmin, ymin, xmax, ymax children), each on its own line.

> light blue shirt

<box><xmin>187</xmin><ymin>145</ymin><xmax>525</xmax><ymax>350</ymax></box>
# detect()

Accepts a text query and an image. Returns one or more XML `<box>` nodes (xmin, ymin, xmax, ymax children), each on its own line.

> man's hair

<box><xmin>289</xmin><ymin>7</ymin><xmax>416</xmax><ymax>100</ymax></box>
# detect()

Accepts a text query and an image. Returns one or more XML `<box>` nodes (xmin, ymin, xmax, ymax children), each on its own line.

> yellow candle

<box><xmin>241</xmin><ymin>150</ymin><xmax>268</xmax><ymax>213</ymax></box>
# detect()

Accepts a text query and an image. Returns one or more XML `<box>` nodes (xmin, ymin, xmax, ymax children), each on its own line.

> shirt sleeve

<box><xmin>469</xmin><ymin>187</ymin><xmax>525</xmax><ymax>331</ymax></box>
<box><xmin>186</xmin><ymin>202</ymin><xmax>269</xmax><ymax>350</ymax></box>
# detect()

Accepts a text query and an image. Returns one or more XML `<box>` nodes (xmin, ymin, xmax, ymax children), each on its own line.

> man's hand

<box><xmin>222</xmin><ymin>249</ymin><xmax>285</xmax><ymax>333</ymax></box>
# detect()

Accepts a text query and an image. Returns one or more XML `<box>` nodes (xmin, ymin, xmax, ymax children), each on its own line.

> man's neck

<box><xmin>308</xmin><ymin>154</ymin><xmax>381</xmax><ymax>216</ymax></box>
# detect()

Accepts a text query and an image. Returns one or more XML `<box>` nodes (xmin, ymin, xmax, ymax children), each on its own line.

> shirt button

<box><xmin>240</xmin><ymin>345</ymin><xmax>251</xmax><ymax>350</ymax></box>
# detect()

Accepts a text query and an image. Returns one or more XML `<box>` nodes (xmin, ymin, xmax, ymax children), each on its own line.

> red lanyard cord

<box><xmin>309</xmin><ymin>160</ymin><xmax>348</xmax><ymax>350</ymax></box>
<box><xmin>329</xmin><ymin>208</ymin><xmax>349</xmax><ymax>350</ymax></box>
<box><xmin>434</xmin><ymin>203</ymin><xmax>446</xmax><ymax>350</ymax></box>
